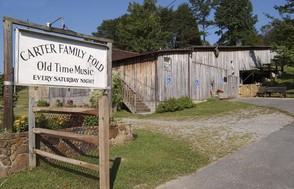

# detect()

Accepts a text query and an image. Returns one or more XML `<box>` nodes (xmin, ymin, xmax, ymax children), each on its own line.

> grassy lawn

<box><xmin>115</xmin><ymin>98</ymin><xmax>252</xmax><ymax>120</ymax></box>
<box><xmin>0</xmin><ymin>130</ymin><xmax>208</xmax><ymax>189</ymax></box>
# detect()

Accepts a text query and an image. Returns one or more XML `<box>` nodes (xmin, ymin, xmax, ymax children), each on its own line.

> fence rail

<box><xmin>34</xmin><ymin>149</ymin><xmax>100</xmax><ymax>171</ymax></box>
<box><xmin>33</xmin><ymin>128</ymin><xmax>99</xmax><ymax>145</ymax></box>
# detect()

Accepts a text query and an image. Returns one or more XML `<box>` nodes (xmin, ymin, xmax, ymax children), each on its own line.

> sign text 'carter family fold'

<box><xmin>15</xmin><ymin>28</ymin><xmax>108</xmax><ymax>89</ymax></box>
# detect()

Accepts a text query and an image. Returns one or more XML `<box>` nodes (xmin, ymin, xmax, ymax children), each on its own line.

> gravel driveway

<box><xmin>123</xmin><ymin>105</ymin><xmax>294</xmax><ymax>161</ymax></box>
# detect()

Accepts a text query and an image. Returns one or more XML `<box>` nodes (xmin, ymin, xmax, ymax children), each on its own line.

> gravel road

<box><xmin>122</xmin><ymin>106</ymin><xmax>294</xmax><ymax>160</ymax></box>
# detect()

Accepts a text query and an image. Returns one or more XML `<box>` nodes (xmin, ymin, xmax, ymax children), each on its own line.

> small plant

<box><xmin>89</xmin><ymin>89</ymin><xmax>104</xmax><ymax>108</ymax></box>
<box><xmin>55</xmin><ymin>99</ymin><xmax>63</xmax><ymax>107</ymax></box>
<box><xmin>35</xmin><ymin>113</ymin><xmax>48</xmax><ymax>128</ymax></box>
<box><xmin>48</xmin><ymin>116</ymin><xmax>68</xmax><ymax>130</ymax></box>
<box><xmin>14</xmin><ymin>115</ymin><xmax>28</xmax><ymax>132</ymax></box>
<box><xmin>65</xmin><ymin>99</ymin><xmax>74</xmax><ymax>107</ymax></box>
<box><xmin>83</xmin><ymin>115</ymin><xmax>98</xmax><ymax>126</ymax></box>
<box><xmin>37</xmin><ymin>99</ymin><xmax>50</xmax><ymax>107</ymax></box>
<box><xmin>156</xmin><ymin>97</ymin><xmax>196</xmax><ymax>113</ymax></box>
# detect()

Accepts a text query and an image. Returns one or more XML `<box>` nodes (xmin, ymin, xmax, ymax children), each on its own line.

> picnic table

<box><xmin>257</xmin><ymin>86</ymin><xmax>287</xmax><ymax>98</ymax></box>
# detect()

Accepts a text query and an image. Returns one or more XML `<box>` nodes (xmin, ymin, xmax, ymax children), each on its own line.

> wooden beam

<box><xmin>3</xmin><ymin>16</ymin><xmax>113</xmax><ymax>44</ymax></box>
<box><xmin>33</xmin><ymin>107</ymin><xmax>98</xmax><ymax>115</ymax></box>
<box><xmin>99</xmin><ymin>95</ymin><xmax>110</xmax><ymax>189</ymax></box>
<box><xmin>34</xmin><ymin>149</ymin><xmax>99</xmax><ymax>171</ymax></box>
<box><xmin>3</xmin><ymin>19</ymin><xmax>13</xmax><ymax>131</ymax></box>
<box><xmin>33</xmin><ymin>128</ymin><xmax>99</xmax><ymax>145</ymax></box>
<box><xmin>28</xmin><ymin>95</ymin><xmax>36</xmax><ymax>168</ymax></box>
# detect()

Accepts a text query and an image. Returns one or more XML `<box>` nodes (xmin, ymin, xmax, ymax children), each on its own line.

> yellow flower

<box><xmin>21</xmin><ymin>115</ymin><xmax>27</xmax><ymax>119</ymax></box>
<box><xmin>15</xmin><ymin>120</ymin><xmax>20</xmax><ymax>123</ymax></box>
<box><xmin>15</xmin><ymin>122</ymin><xmax>20</xmax><ymax>126</ymax></box>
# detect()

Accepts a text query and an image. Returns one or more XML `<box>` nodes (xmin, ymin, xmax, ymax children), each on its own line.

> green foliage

<box><xmin>214</xmin><ymin>0</ymin><xmax>259</xmax><ymax>46</ymax></box>
<box><xmin>262</xmin><ymin>0</ymin><xmax>294</xmax><ymax>68</ymax></box>
<box><xmin>93</xmin><ymin>0</ymin><xmax>201</xmax><ymax>51</ymax></box>
<box><xmin>55</xmin><ymin>99</ymin><xmax>63</xmax><ymax>107</ymax></box>
<box><xmin>89</xmin><ymin>89</ymin><xmax>104</xmax><ymax>108</ymax></box>
<box><xmin>47</xmin><ymin>116</ymin><xmax>68</xmax><ymax>130</ymax></box>
<box><xmin>89</xmin><ymin>72</ymin><xmax>123</xmax><ymax>110</ymax></box>
<box><xmin>173</xmin><ymin>3</ymin><xmax>201</xmax><ymax>48</ymax></box>
<box><xmin>0</xmin><ymin>130</ymin><xmax>208</xmax><ymax>189</ymax></box>
<box><xmin>156</xmin><ymin>97</ymin><xmax>196</xmax><ymax>113</ymax></box>
<box><xmin>112</xmin><ymin>72</ymin><xmax>123</xmax><ymax>110</ymax></box>
<box><xmin>82</xmin><ymin>115</ymin><xmax>98</xmax><ymax>126</ymax></box>
<box><xmin>35</xmin><ymin>113</ymin><xmax>48</xmax><ymax>128</ymax></box>
<box><xmin>37</xmin><ymin>99</ymin><xmax>50</xmax><ymax>107</ymax></box>
<box><xmin>189</xmin><ymin>0</ymin><xmax>218</xmax><ymax>44</ymax></box>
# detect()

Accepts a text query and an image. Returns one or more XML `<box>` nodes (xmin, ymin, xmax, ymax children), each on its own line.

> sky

<box><xmin>0</xmin><ymin>0</ymin><xmax>287</xmax><ymax>73</ymax></box>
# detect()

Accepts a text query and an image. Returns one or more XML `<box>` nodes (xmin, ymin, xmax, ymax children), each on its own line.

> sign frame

<box><xmin>15</xmin><ymin>28</ymin><xmax>109</xmax><ymax>89</ymax></box>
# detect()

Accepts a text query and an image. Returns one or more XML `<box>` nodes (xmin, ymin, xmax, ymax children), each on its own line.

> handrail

<box><xmin>121</xmin><ymin>80</ymin><xmax>137</xmax><ymax>113</ymax></box>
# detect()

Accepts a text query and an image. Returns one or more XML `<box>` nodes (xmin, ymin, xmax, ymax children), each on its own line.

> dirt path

<box><xmin>122</xmin><ymin>107</ymin><xmax>294</xmax><ymax>161</ymax></box>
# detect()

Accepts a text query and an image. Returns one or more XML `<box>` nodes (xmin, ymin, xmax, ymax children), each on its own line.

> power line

<box><xmin>165</xmin><ymin>0</ymin><xmax>177</xmax><ymax>9</ymax></box>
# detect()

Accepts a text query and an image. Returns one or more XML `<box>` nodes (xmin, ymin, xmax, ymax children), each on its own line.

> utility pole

<box><xmin>3</xmin><ymin>19</ymin><xmax>14</xmax><ymax>131</ymax></box>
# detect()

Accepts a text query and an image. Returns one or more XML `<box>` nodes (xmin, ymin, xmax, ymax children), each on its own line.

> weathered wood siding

<box><xmin>190</xmin><ymin>48</ymin><xmax>271</xmax><ymax>100</ymax></box>
<box><xmin>157</xmin><ymin>53</ymin><xmax>190</xmax><ymax>101</ymax></box>
<box><xmin>113</xmin><ymin>56</ymin><xmax>157</xmax><ymax>110</ymax></box>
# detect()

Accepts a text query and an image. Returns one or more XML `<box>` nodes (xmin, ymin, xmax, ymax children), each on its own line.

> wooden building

<box><xmin>113</xmin><ymin>46</ymin><xmax>272</xmax><ymax>113</ymax></box>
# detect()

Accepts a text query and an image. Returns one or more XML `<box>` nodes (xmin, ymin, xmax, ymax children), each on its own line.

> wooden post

<box><xmin>107</xmin><ymin>42</ymin><xmax>112</xmax><ymax>118</ymax></box>
<box><xmin>99</xmin><ymin>95</ymin><xmax>110</xmax><ymax>189</ymax></box>
<box><xmin>28</xmin><ymin>94</ymin><xmax>36</xmax><ymax>168</ymax></box>
<box><xmin>3</xmin><ymin>19</ymin><xmax>13</xmax><ymax>131</ymax></box>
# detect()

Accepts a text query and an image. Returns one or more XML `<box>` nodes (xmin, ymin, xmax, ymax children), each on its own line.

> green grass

<box><xmin>0</xmin><ymin>130</ymin><xmax>208</xmax><ymax>189</ymax></box>
<box><xmin>13</xmin><ymin>88</ymin><xmax>29</xmax><ymax>117</ymax></box>
<box><xmin>115</xmin><ymin>98</ymin><xmax>252</xmax><ymax>120</ymax></box>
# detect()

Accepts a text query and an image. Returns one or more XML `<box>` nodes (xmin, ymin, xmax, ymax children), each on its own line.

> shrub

<box><xmin>83</xmin><ymin>115</ymin><xmax>98</xmax><ymax>126</ymax></box>
<box><xmin>37</xmin><ymin>99</ymin><xmax>50</xmax><ymax>107</ymax></box>
<box><xmin>55</xmin><ymin>99</ymin><xmax>63</xmax><ymax>107</ymax></box>
<box><xmin>89</xmin><ymin>89</ymin><xmax>104</xmax><ymax>108</ymax></box>
<box><xmin>156</xmin><ymin>97</ymin><xmax>196</xmax><ymax>113</ymax></box>
<box><xmin>47</xmin><ymin>115</ymin><xmax>68</xmax><ymax>130</ymax></box>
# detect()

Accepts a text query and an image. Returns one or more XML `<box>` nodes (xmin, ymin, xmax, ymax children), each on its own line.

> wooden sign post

<box><xmin>99</xmin><ymin>95</ymin><xmax>110</xmax><ymax>189</ymax></box>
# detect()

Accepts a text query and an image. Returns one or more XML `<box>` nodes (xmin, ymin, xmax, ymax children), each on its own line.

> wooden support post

<box><xmin>3</xmin><ymin>19</ymin><xmax>13</xmax><ymax>131</ymax></box>
<box><xmin>99</xmin><ymin>95</ymin><xmax>110</xmax><ymax>189</ymax></box>
<box><xmin>28</xmin><ymin>94</ymin><xmax>36</xmax><ymax>168</ymax></box>
<box><xmin>107</xmin><ymin>42</ymin><xmax>112</xmax><ymax>118</ymax></box>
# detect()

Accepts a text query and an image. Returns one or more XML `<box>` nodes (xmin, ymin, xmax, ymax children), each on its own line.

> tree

<box><xmin>94</xmin><ymin>0</ymin><xmax>171</xmax><ymax>52</ymax></box>
<box><xmin>92</xmin><ymin>15</ymin><xmax>128</xmax><ymax>49</ymax></box>
<box><xmin>214</xmin><ymin>0</ymin><xmax>259</xmax><ymax>46</ymax></box>
<box><xmin>173</xmin><ymin>3</ymin><xmax>201</xmax><ymax>48</ymax></box>
<box><xmin>189</xmin><ymin>0</ymin><xmax>218</xmax><ymax>45</ymax></box>
<box><xmin>262</xmin><ymin>0</ymin><xmax>294</xmax><ymax>69</ymax></box>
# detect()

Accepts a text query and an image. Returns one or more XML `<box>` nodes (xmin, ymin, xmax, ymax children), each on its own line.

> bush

<box><xmin>156</xmin><ymin>97</ymin><xmax>196</xmax><ymax>113</ymax></box>
<box><xmin>83</xmin><ymin>115</ymin><xmax>98</xmax><ymax>126</ymax></box>
<box><xmin>37</xmin><ymin>99</ymin><xmax>50</xmax><ymax>107</ymax></box>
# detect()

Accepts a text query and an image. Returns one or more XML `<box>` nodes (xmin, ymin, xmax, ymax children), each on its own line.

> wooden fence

<box><xmin>28</xmin><ymin>95</ymin><xmax>110</xmax><ymax>188</ymax></box>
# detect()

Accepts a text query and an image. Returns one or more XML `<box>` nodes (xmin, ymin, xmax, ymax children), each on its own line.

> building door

<box><xmin>227</xmin><ymin>76</ymin><xmax>239</xmax><ymax>98</ymax></box>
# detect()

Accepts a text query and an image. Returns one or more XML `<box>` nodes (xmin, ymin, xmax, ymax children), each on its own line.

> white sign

<box><xmin>15</xmin><ymin>28</ymin><xmax>108</xmax><ymax>89</ymax></box>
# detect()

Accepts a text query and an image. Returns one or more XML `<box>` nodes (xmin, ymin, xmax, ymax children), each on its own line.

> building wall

<box><xmin>114</xmin><ymin>56</ymin><xmax>157</xmax><ymax>105</ymax></box>
<box><xmin>157</xmin><ymin>53</ymin><xmax>190</xmax><ymax>101</ymax></box>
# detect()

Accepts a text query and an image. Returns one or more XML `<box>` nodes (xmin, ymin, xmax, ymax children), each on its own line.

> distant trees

<box><xmin>214</xmin><ymin>0</ymin><xmax>259</xmax><ymax>46</ymax></box>
<box><xmin>92</xmin><ymin>0</ymin><xmax>294</xmax><ymax>61</ymax></box>
<box><xmin>93</xmin><ymin>0</ymin><xmax>201</xmax><ymax>52</ymax></box>
<box><xmin>262</xmin><ymin>0</ymin><xmax>294</xmax><ymax>69</ymax></box>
